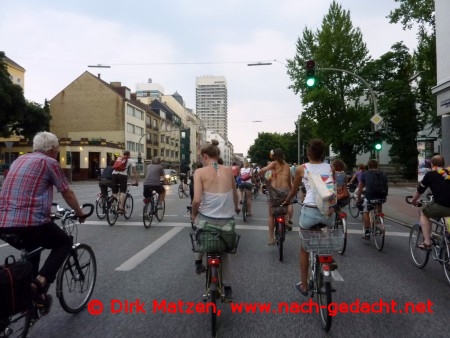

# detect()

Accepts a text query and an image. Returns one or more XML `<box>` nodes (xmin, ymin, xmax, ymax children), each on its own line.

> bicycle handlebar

<box><xmin>51</xmin><ymin>203</ymin><xmax>94</xmax><ymax>221</ymax></box>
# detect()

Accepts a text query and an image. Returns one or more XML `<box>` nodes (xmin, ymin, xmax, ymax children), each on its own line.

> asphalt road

<box><xmin>1</xmin><ymin>183</ymin><xmax>449</xmax><ymax>338</ymax></box>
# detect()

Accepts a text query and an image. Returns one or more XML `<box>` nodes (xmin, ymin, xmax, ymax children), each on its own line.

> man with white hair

<box><xmin>143</xmin><ymin>157</ymin><xmax>166</xmax><ymax>207</ymax></box>
<box><xmin>0</xmin><ymin>131</ymin><xmax>88</xmax><ymax>312</ymax></box>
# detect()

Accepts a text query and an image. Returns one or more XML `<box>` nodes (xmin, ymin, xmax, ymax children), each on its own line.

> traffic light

<box><xmin>305</xmin><ymin>60</ymin><xmax>316</xmax><ymax>87</ymax></box>
<box><xmin>373</xmin><ymin>131</ymin><xmax>382</xmax><ymax>151</ymax></box>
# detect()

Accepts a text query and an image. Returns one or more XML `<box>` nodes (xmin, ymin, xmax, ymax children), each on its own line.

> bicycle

<box><xmin>186</xmin><ymin>205</ymin><xmax>196</xmax><ymax>230</ymax></box>
<box><xmin>348</xmin><ymin>187</ymin><xmax>364</xmax><ymax>218</ymax></box>
<box><xmin>177</xmin><ymin>173</ymin><xmax>190</xmax><ymax>198</ymax></box>
<box><xmin>143</xmin><ymin>189</ymin><xmax>165</xmax><ymax>229</ymax></box>
<box><xmin>107</xmin><ymin>183</ymin><xmax>136</xmax><ymax>226</ymax></box>
<box><xmin>190</xmin><ymin>229</ymin><xmax>240</xmax><ymax>338</ymax></box>
<box><xmin>331</xmin><ymin>204</ymin><xmax>348</xmax><ymax>255</ymax></box>
<box><xmin>300</xmin><ymin>227</ymin><xmax>344</xmax><ymax>332</ymax></box>
<box><xmin>95</xmin><ymin>188</ymin><xmax>112</xmax><ymax>220</ymax></box>
<box><xmin>0</xmin><ymin>203</ymin><xmax>96</xmax><ymax>338</ymax></box>
<box><xmin>361</xmin><ymin>200</ymin><xmax>385</xmax><ymax>251</ymax></box>
<box><xmin>239</xmin><ymin>184</ymin><xmax>252</xmax><ymax>223</ymax></box>
<box><xmin>272</xmin><ymin>204</ymin><xmax>288</xmax><ymax>262</ymax></box>
<box><xmin>406</xmin><ymin>196</ymin><xmax>450</xmax><ymax>285</ymax></box>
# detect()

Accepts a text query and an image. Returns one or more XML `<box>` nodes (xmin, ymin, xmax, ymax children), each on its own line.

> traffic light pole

<box><xmin>318</xmin><ymin>67</ymin><xmax>378</xmax><ymax>127</ymax></box>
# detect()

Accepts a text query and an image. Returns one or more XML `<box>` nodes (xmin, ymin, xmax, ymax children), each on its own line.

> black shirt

<box><xmin>418</xmin><ymin>170</ymin><xmax>450</xmax><ymax>207</ymax></box>
<box><xmin>101</xmin><ymin>166</ymin><xmax>114</xmax><ymax>180</ymax></box>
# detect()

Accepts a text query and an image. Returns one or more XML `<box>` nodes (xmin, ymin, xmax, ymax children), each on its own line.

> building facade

<box><xmin>196</xmin><ymin>76</ymin><xmax>228</xmax><ymax>140</ymax></box>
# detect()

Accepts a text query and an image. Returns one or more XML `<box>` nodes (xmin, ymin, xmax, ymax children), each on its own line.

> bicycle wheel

<box><xmin>178</xmin><ymin>184</ymin><xmax>184</xmax><ymax>198</ymax></box>
<box><xmin>95</xmin><ymin>195</ymin><xmax>107</xmax><ymax>220</ymax></box>
<box><xmin>348</xmin><ymin>197</ymin><xmax>359</xmax><ymax>218</ymax></box>
<box><xmin>155</xmin><ymin>199</ymin><xmax>165</xmax><ymax>222</ymax></box>
<box><xmin>56</xmin><ymin>244</ymin><xmax>97</xmax><ymax>313</ymax></box>
<box><xmin>442</xmin><ymin>245</ymin><xmax>450</xmax><ymax>285</ymax></box>
<box><xmin>317</xmin><ymin>275</ymin><xmax>333</xmax><ymax>332</ymax></box>
<box><xmin>277</xmin><ymin>222</ymin><xmax>284</xmax><ymax>262</ymax></box>
<box><xmin>143</xmin><ymin>202</ymin><xmax>153</xmax><ymax>228</ymax></box>
<box><xmin>242</xmin><ymin>198</ymin><xmax>247</xmax><ymax>222</ymax></box>
<box><xmin>373</xmin><ymin>214</ymin><xmax>385</xmax><ymax>251</ymax></box>
<box><xmin>409</xmin><ymin>224</ymin><xmax>429</xmax><ymax>268</ymax></box>
<box><xmin>209</xmin><ymin>266</ymin><xmax>218</xmax><ymax>338</ymax></box>
<box><xmin>123</xmin><ymin>194</ymin><xmax>134</xmax><ymax>219</ymax></box>
<box><xmin>106</xmin><ymin>197</ymin><xmax>119</xmax><ymax>226</ymax></box>
<box><xmin>335</xmin><ymin>216</ymin><xmax>347</xmax><ymax>255</ymax></box>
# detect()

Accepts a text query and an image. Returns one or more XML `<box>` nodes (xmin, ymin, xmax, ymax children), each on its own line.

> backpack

<box><xmin>113</xmin><ymin>157</ymin><xmax>128</xmax><ymax>171</ymax></box>
<box><xmin>334</xmin><ymin>171</ymin><xmax>350</xmax><ymax>201</ymax></box>
<box><xmin>0</xmin><ymin>256</ymin><xmax>33</xmax><ymax>320</ymax></box>
<box><xmin>304</xmin><ymin>164</ymin><xmax>336</xmax><ymax>215</ymax></box>
<box><xmin>367</xmin><ymin>171</ymin><xmax>388</xmax><ymax>198</ymax></box>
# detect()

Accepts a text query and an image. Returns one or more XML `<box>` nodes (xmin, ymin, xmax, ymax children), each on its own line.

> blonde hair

<box><xmin>201</xmin><ymin>139</ymin><xmax>220</xmax><ymax>158</ymax></box>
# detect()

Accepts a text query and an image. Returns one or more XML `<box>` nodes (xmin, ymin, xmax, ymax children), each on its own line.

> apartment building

<box><xmin>3</xmin><ymin>54</ymin><xmax>25</xmax><ymax>89</ymax></box>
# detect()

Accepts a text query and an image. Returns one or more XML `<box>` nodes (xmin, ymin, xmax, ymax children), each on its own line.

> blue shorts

<box><xmin>298</xmin><ymin>205</ymin><xmax>334</xmax><ymax>230</ymax></box>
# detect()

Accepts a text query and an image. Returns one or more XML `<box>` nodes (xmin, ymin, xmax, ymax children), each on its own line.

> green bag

<box><xmin>196</xmin><ymin>219</ymin><xmax>238</xmax><ymax>253</ymax></box>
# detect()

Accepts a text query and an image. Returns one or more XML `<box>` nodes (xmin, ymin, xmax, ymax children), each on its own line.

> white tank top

<box><xmin>199</xmin><ymin>190</ymin><xmax>235</xmax><ymax>218</ymax></box>
<box><xmin>303</xmin><ymin>163</ymin><xmax>332</xmax><ymax>206</ymax></box>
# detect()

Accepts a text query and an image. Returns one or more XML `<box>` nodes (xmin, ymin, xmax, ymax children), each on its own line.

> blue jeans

<box><xmin>298</xmin><ymin>205</ymin><xmax>333</xmax><ymax>230</ymax></box>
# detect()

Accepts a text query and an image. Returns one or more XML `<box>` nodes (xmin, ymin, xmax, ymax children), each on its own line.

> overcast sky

<box><xmin>1</xmin><ymin>0</ymin><xmax>418</xmax><ymax>155</ymax></box>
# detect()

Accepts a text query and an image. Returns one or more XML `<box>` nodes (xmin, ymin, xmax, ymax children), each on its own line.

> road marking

<box><xmin>115</xmin><ymin>227</ymin><xmax>184</xmax><ymax>271</ymax></box>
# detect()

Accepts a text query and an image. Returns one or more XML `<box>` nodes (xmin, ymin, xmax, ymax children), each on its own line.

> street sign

<box><xmin>370</xmin><ymin>114</ymin><xmax>383</xmax><ymax>126</ymax></box>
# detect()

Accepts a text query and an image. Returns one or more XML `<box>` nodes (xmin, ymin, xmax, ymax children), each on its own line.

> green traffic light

<box><xmin>306</xmin><ymin>78</ymin><xmax>316</xmax><ymax>87</ymax></box>
<box><xmin>375</xmin><ymin>143</ymin><xmax>382</xmax><ymax>151</ymax></box>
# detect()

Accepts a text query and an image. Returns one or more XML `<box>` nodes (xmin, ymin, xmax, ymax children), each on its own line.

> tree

<box><xmin>362</xmin><ymin>42</ymin><xmax>419</xmax><ymax>179</ymax></box>
<box><xmin>247</xmin><ymin>132</ymin><xmax>287</xmax><ymax>166</ymax></box>
<box><xmin>388</xmin><ymin>0</ymin><xmax>438</xmax><ymax>132</ymax></box>
<box><xmin>0</xmin><ymin>52</ymin><xmax>51</xmax><ymax>138</ymax></box>
<box><xmin>286</xmin><ymin>1</ymin><xmax>373</xmax><ymax>169</ymax></box>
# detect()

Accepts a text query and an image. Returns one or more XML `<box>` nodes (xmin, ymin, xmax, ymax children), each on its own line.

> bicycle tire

<box><xmin>335</xmin><ymin>216</ymin><xmax>347</xmax><ymax>255</ymax></box>
<box><xmin>277</xmin><ymin>222</ymin><xmax>284</xmax><ymax>262</ymax></box>
<box><xmin>123</xmin><ymin>194</ymin><xmax>134</xmax><ymax>219</ymax></box>
<box><xmin>409</xmin><ymin>224</ymin><xmax>429</xmax><ymax>268</ymax></box>
<box><xmin>242</xmin><ymin>197</ymin><xmax>247</xmax><ymax>222</ymax></box>
<box><xmin>106</xmin><ymin>197</ymin><xmax>119</xmax><ymax>226</ymax></box>
<box><xmin>95</xmin><ymin>195</ymin><xmax>107</xmax><ymax>220</ymax></box>
<box><xmin>178</xmin><ymin>184</ymin><xmax>184</xmax><ymax>198</ymax></box>
<box><xmin>317</xmin><ymin>278</ymin><xmax>333</xmax><ymax>332</ymax></box>
<box><xmin>155</xmin><ymin>199</ymin><xmax>165</xmax><ymax>222</ymax></box>
<box><xmin>209</xmin><ymin>266</ymin><xmax>218</xmax><ymax>338</ymax></box>
<box><xmin>373</xmin><ymin>214</ymin><xmax>385</xmax><ymax>251</ymax></box>
<box><xmin>442</xmin><ymin>246</ymin><xmax>450</xmax><ymax>285</ymax></box>
<box><xmin>56</xmin><ymin>244</ymin><xmax>97</xmax><ymax>313</ymax></box>
<box><xmin>143</xmin><ymin>202</ymin><xmax>153</xmax><ymax>228</ymax></box>
<box><xmin>349</xmin><ymin>196</ymin><xmax>359</xmax><ymax>218</ymax></box>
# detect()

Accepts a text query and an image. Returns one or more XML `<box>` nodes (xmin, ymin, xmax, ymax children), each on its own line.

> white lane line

<box><xmin>115</xmin><ymin>227</ymin><xmax>184</xmax><ymax>271</ymax></box>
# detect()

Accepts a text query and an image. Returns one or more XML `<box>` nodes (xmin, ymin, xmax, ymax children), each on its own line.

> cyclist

<box><xmin>0</xmin><ymin>131</ymin><xmax>88</xmax><ymax>310</ymax></box>
<box><xmin>348</xmin><ymin>163</ymin><xmax>365</xmax><ymax>196</ymax></box>
<box><xmin>238</xmin><ymin>161</ymin><xmax>254</xmax><ymax>217</ymax></box>
<box><xmin>283</xmin><ymin>139</ymin><xmax>334</xmax><ymax>296</ymax></box>
<box><xmin>99</xmin><ymin>160</ymin><xmax>115</xmax><ymax>197</ymax></box>
<box><xmin>180</xmin><ymin>161</ymin><xmax>191</xmax><ymax>194</ymax></box>
<box><xmin>332</xmin><ymin>159</ymin><xmax>350</xmax><ymax>207</ymax></box>
<box><xmin>356</xmin><ymin>159</ymin><xmax>388</xmax><ymax>240</ymax></box>
<box><xmin>143</xmin><ymin>157</ymin><xmax>166</xmax><ymax>208</ymax></box>
<box><xmin>411</xmin><ymin>155</ymin><xmax>450</xmax><ymax>249</ymax></box>
<box><xmin>191</xmin><ymin>139</ymin><xmax>240</xmax><ymax>301</ymax></box>
<box><xmin>258</xmin><ymin>148</ymin><xmax>292</xmax><ymax>244</ymax></box>
<box><xmin>112</xmin><ymin>150</ymin><xmax>139</xmax><ymax>214</ymax></box>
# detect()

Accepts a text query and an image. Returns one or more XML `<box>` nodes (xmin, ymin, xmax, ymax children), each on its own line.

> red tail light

<box><xmin>322</xmin><ymin>264</ymin><xmax>330</xmax><ymax>271</ymax></box>
<box><xmin>318</xmin><ymin>255</ymin><xmax>333</xmax><ymax>263</ymax></box>
<box><xmin>378</xmin><ymin>212</ymin><xmax>385</xmax><ymax>217</ymax></box>
<box><xmin>211</xmin><ymin>276</ymin><xmax>218</xmax><ymax>283</ymax></box>
<box><xmin>276</xmin><ymin>216</ymin><xmax>284</xmax><ymax>223</ymax></box>
<box><xmin>208</xmin><ymin>258</ymin><xmax>220</xmax><ymax>266</ymax></box>
<box><xmin>143</xmin><ymin>198</ymin><xmax>150</xmax><ymax>204</ymax></box>
<box><xmin>339</xmin><ymin>212</ymin><xmax>347</xmax><ymax>219</ymax></box>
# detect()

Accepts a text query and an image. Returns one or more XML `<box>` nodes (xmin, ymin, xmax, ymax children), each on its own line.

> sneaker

<box><xmin>223</xmin><ymin>286</ymin><xmax>233</xmax><ymax>303</ymax></box>
<box><xmin>363</xmin><ymin>229</ymin><xmax>370</xmax><ymax>240</ymax></box>
<box><xmin>195</xmin><ymin>261</ymin><xmax>206</xmax><ymax>275</ymax></box>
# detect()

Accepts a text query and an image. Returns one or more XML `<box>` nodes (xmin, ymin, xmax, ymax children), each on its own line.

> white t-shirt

<box><xmin>302</xmin><ymin>163</ymin><xmax>333</xmax><ymax>206</ymax></box>
<box><xmin>240</xmin><ymin>167</ymin><xmax>252</xmax><ymax>182</ymax></box>
<box><xmin>113</xmin><ymin>158</ymin><xmax>136</xmax><ymax>176</ymax></box>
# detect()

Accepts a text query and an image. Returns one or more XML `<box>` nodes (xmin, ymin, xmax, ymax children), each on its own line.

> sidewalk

<box><xmin>383</xmin><ymin>182</ymin><xmax>419</xmax><ymax>228</ymax></box>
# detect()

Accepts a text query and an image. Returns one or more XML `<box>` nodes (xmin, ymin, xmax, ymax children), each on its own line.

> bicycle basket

<box><xmin>300</xmin><ymin>229</ymin><xmax>344</xmax><ymax>254</ymax></box>
<box><xmin>190</xmin><ymin>231</ymin><xmax>240</xmax><ymax>254</ymax></box>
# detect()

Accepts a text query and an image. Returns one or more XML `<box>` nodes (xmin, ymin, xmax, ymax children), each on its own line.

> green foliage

<box><xmin>0</xmin><ymin>52</ymin><xmax>51</xmax><ymax>139</ymax></box>
<box><xmin>286</xmin><ymin>1</ymin><xmax>372</xmax><ymax>169</ymax></box>
<box><xmin>247</xmin><ymin>132</ymin><xmax>289</xmax><ymax>166</ymax></box>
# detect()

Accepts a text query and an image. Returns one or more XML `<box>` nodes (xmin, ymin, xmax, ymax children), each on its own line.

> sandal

<box><xmin>267</xmin><ymin>240</ymin><xmax>275</xmax><ymax>246</ymax></box>
<box><xmin>294</xmin><ymin>282</ymin><xmax>308</xmax><ymax>297</ymax></box>
<box><xmin>417</xmin><ymin>242</ymin><xmax>432</xmax><ymax>250</ymax></box>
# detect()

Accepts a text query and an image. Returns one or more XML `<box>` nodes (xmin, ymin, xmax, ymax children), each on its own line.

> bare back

<box><xmin>270</xmin><ymin>160</ymin><xmax>291</xmax><ymax>190</ymax></box>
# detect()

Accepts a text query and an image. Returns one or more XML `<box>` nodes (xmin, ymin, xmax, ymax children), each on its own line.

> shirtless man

<box><xmin>258</xmin><ymin>148</ymin><xmax>292</xmax><ymax>244</ymax></box>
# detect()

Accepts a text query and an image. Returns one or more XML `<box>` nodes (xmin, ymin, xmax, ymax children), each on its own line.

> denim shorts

<box><xmin>298</xmin><ymin>205</ymin><xmax>334</xmax><ymax>230</ymax></box>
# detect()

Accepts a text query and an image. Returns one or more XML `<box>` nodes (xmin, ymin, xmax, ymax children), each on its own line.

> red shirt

<box><xmin>0</xmin><ymin>152</ymin><xmax>69</xmax><ymax>228</ymax></box>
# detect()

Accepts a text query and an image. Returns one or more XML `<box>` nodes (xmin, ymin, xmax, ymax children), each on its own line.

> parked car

<box><xmin>161</xmin><ymin>169</ymin><xmax>178</xmax><ymax>185</ymax></box>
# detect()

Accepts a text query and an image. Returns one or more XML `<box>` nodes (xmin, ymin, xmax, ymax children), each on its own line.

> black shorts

<box><xmin>112</xmin><ymin>174</ymin><xmax>128</xmax><ymax>194</ymax></box>
<box><xmin>144</xmin><ymin>184</ymin><xmax>165</xmax><ymax>198</ymax></box>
